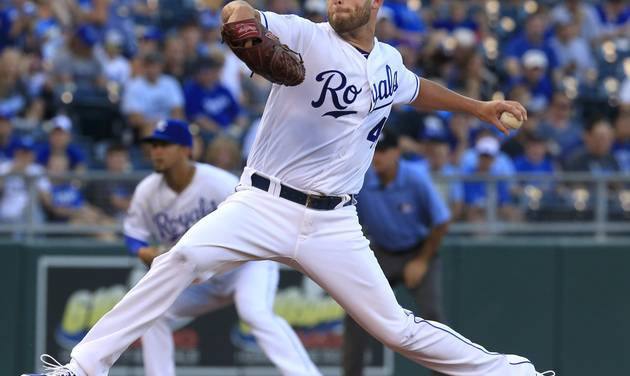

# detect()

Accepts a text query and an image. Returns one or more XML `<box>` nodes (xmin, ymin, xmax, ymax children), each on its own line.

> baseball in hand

<box><xmin>499</xmin><ymin>112</ymin><xmax>523</xmax><ymax>130</ymax></box>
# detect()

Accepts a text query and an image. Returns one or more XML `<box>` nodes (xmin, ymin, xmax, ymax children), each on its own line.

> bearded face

<box><xmin>327</xmin><ymin>0</ymin><xmax>372</xmax><ymax>34</ymax></box>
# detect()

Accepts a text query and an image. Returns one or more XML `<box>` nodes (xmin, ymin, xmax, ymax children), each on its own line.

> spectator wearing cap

<box><xmin>612</xmin><ymin>111</ymin><xmax>630</xmax><ymax>173</ymax></box>
<box><xmin>122</xmin><ymin>51</ymin><xmax>184</xmax><ymax>138</ymax></box>
<box><xmin>564</xmin><ymin>118</ymin><xmax>620</xmax><ymax>175</ymax></box>
<box><xmin>36</xmin><ymin>115</ymin><xmax>86</xmax><ymax>172</ymax></box>
<box><xmin>96</xmin><ymin>30</ymin><xmax>130</xmax><ymax>86</ymax></box>
<box><xmin>549</xmin><ymin>11</ymin><xmax>596</xmax><ymax>82</ymax></box>
<box><xmin>459</xmin><ymin>129</ymin><xmax>516</xmax><ymax>178</ymax></box>
<box><xmin>0</xmin><ymin>111</ymin><xmax>19</xmax><ymax>161</ymax></box>
<box><xmin>343</xmin><ymin>128</ymin><xmax>449</xmax><ymax>376</ymax></box>
<box><xmin>0</xmin><ymin>137</ymin><xmax>51</xmax><ymax>224</ymax></box>
<box><xmin>461</xmin><ymin>135</ymin><xmax>519</xmax><ymax>223</ymax></box>
<box><xmin>184</xmin><ymin>56</ymin><xmax>246</xmax><ymax>139</ymax></box>
<box><xmin>503</xmin><ymin>13</ymin><xmax>558</xmax><ymax>80</ymax></box>
<box><xmin>131</xmin><ymin>26</ymin><xmax>162</xmax><ymax>76</ymax></box>
<box><xmin>505</xmin><ymin>50</ymin><xmax>554</xmax><ymax>113</ymax></box>
<box><xmin>420</xmin><ymin>118</ymin><xmax>465</xmax><ymax>219</ymax></box>
<box><xmin>50</xmin><ymin>24</ymin><xmax>106</xmax><ymax>94</ymax></box>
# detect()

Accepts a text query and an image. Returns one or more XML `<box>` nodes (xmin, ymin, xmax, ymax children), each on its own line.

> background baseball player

<box><xmin>123</xmin><ymin>119</ymin><xmax>320</xmax><ymax>376</ymax></box>
<box><xmin>342</xmin><ymin>129</ymin><xmax>449</xmax><ymax>376</ymax></box>
<box><xmin>24</xmin><ymin>0</ymin><xmax>555</xmax><ymax>375</ymax></box>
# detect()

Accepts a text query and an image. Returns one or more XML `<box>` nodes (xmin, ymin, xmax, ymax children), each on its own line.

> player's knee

<box><xmin>236</xmin><ymin>305</ymin><xmax>273</xmax><ymax>328</ymax></box>
<box><xmin>377</xmin><ymin>316</ymin><xmax>420</xmax><ymax>351</ymax></box>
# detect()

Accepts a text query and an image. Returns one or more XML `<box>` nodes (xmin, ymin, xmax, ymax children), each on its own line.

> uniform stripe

<box><xmin>409</xmin><ymin>75</ymin><xmax>420</xmax><ymax>103</ymax></box>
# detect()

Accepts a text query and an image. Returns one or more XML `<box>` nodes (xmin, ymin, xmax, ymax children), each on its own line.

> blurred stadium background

<box><xmin>1</xmin><ymin>0</ymin><xmax>628</xmax><ymax>375</ymax></box>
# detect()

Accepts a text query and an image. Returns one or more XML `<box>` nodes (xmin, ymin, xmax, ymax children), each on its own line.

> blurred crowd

<box><xmin>0</xmin><ymin>0</ymin><xmax>628</xmax><ymax>233</ymax></box>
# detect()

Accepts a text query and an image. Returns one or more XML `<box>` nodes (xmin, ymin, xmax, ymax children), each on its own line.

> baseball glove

<box><xmin>221</xmin><ymin>18</ymin><xmax>305</xmax><ymax>86</ymax></box>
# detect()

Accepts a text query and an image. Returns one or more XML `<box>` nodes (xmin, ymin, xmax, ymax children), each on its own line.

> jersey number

<box><xmin>367</xmin><ymin>117</ymin><xmax>387</xmax><ymax>142</ymax></box>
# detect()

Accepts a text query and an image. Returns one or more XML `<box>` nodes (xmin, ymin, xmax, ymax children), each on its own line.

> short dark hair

<box><xmin>107</xmin><ymin>143</ymin><xmax>128</xmax><ymax>155</ymax></box>
<box><xmin>584</xmin><ymin>117</ymin><xmax>612</xmax><ymax>134</ymax></box>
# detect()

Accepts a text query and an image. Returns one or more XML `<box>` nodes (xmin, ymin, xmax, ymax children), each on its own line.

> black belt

<box><xmin>250</xmin><ymin>173</ymin><xmax>355</xmax><ymax>210</ymax></box>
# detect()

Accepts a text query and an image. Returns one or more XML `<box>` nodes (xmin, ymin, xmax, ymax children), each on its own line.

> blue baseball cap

<box><xmin>142</xmin><ymin>26</ymin><xmax>163</xmax><ymax>41</ymax></box>
<box><xmin>142</xmin><ymin>119</ymin><xmax>193</xmax><ymax>147</ymax></box>
<box><xmin>14</xmin><ymin>137</ymin><xmax>36</xmax><ymax>152</ymax></box>
<box><xmin>0</xmin><ymin>109</ymin><xmax>14</xmax><ymax>120</ymax></box>
<box><xmin>76</xmin><ymin>24</ymin><xmax>100</xmax><ymax>47</ymax></box>
<box><xmin>421</xmin><ymin>115</ymin><xmax>450</xmax><ymax>143</ymax></box>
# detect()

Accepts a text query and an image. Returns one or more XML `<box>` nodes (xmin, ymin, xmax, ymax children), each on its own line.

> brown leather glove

<box><xmin>221</xmin><ymin>18</ymin><xmax>305</xmax><ymax>86</ymax></box>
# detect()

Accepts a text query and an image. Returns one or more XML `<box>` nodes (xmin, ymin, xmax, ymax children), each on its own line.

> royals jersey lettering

<box><xmin>247</xmin><ymin>11</ymin><xmax>420</xmax><ymax>195</ymax></box>
<box><xmin>124</xmin><ymin>163</ymin><xmax>238</xmax><ymax>247</ymax></box>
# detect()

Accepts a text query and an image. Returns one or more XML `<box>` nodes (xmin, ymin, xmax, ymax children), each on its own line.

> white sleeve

<box><xmin>121</xmin><ymin>80</ymin><xmax>144</xmax><ymax>114</ymax></box>
<box><xmin>259</xmin><ymin>11</ymin><xmax>315</xmax><ymax>51</ymax></box>
<box><xmin>123</xmin><ymin>185</ymin><xmax>152</xmax><ymax>242</ymax></box>
<box><xmin>620</xmin><ymin>78</ymin><xmax>630</xmax><ymax>105</ymax></box>
<box><xmin>393</xmin><ymin>65</ymin><xmax>420</xmax><ymax>106</ymax></box>
<box><xmin>166</xmin><ymin>77</ymin><xmax>184</xmax><ymax>108</ymax></box>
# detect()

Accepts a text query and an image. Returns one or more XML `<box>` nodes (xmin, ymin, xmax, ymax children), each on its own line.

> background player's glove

<box><xmin>221</xmin><ymin>18</ymin><xmax>305</xmax><ymax>86</ymax></box>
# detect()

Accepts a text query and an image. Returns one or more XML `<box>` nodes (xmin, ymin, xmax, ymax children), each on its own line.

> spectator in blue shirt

<box><xmin>36</xmin><ymin>115</ymin><xmax>86</xmax><ymax>172</ymax></box>
<box><xmin>503</xmin><ymin>13</ymin><xmax>558</xmax><ymax>80</ymax></box>
<box><xmin>514</xmin><ymin>131</ymin><xmax>556</xmax><ymax>192</ymax></box>
<box><xmin>184</xmin><ymin>56</ymin><xmax>246</xmax><ymax>139</ymax></box>
<box><xmin>462</xmin><ymin>136</ymin><xmax>520</xmax><ymax>223</ymax></box>
<box><xmin>343</xmin><ymin>129</ymin><xmax>450</xmax><ymax>376</ymax></box>
<box><xmin>419</xmin><ymin>116</ymin><xmax>465</xmax><ymax>219</ymax></box>
<box><xmin>594</xmin><ymin>0</ymin><xmax>630</xmax><ymax>40</ymax></box>
<box><xmin>538</xmin><ymin>91</ymin><xmax>583</xmax><ymax>163</ymax></box>
<box><xmin>382</xmin><ymin>0</ymin><xmax>425</xmax><ymax>46</ymax></box>
<box><xmin>43</xmin><ymin>153</ymin><xmax>114</xmax><ymax>238</ymax></box>
<box><xmin>505</xmin><ymin>50</ymin><xmax>554</xmax><ymax>113</ymax></box>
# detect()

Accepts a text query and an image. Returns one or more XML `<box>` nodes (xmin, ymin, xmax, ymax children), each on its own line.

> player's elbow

<box><xmin>221</xmin><ymin>1</ymin><xmax>257</xmax><ymax>24</ymax></box>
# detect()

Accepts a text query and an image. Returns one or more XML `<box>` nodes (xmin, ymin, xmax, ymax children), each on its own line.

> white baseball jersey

<box><xmin>124</xmin><ymin>162</ymin><xmax>238</xmax><ymax>247</ymax></box>
<box><xmin>247</xmin><ymin>11</ymin><xmax>420</xmax><ymax>195</ymax></box>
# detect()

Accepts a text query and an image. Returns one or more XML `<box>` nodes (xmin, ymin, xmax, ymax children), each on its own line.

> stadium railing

<box><xmin>0</xmin><ymin>171</ymin><xmax>628</xmax><ymax>239</ymax></box>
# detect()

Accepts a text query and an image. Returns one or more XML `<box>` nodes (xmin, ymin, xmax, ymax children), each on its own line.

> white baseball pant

<box><xmin>67</xmin><ymin>169</ymin><xmax>541</xmax><ymax>376</ymax></box>
<box><xmin>141</xmin><ymin>261</ymin><xmax>320</xmax><ymax>376</ymax></box>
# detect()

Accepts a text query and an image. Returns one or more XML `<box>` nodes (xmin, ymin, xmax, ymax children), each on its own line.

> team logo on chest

<box><xmin>370</xmin><ymin>65</ymin><xmax>398</xmax><ymax>112</ymax></box>
<box><xmin>153</xmin><ymin>197</ymin><xmax>218</xmax><ymax>242</ymax></box>
<box><xmin>311</xmin><ymin>70</ymin><xmax>362</xmax><ymax>118</ymax></box>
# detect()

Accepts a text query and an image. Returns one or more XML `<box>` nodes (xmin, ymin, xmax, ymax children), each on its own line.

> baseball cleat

<box><xmin>20</xmin><ymin>354</ymin><xmax>77</xmax><ymax>376</ymax></box>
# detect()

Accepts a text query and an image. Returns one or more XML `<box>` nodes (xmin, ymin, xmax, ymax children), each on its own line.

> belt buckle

<box><xmin>305</xmin><ymin>194</ymin><xmax>313</xmax><ymax>208</ymax></box>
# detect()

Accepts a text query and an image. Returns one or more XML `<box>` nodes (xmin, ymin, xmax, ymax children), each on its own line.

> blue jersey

<box><xmin>37</xmin><ymin>144</ymin><xmax>85</xmax><ymax>169</ymax></box>
<box><xmin>357</xmin><ymin>160</ymin><xmax>450</xmax><ymax>252</ymax></box>
<box><xmin>612</xmin><ymin>141</ymin><xmax>630</xmax><ymax>173</ymax></box>
<box><xmin>184</xmin><ymin>80</ymin><xmax>241</xmax><ymax>128</ymax></box>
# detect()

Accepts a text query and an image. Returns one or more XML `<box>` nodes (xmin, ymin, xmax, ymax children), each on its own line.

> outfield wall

<box><xmin>5</xmin><ymin>238</ymin><xmax>630</xmax><ymax>376</ymax></box>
